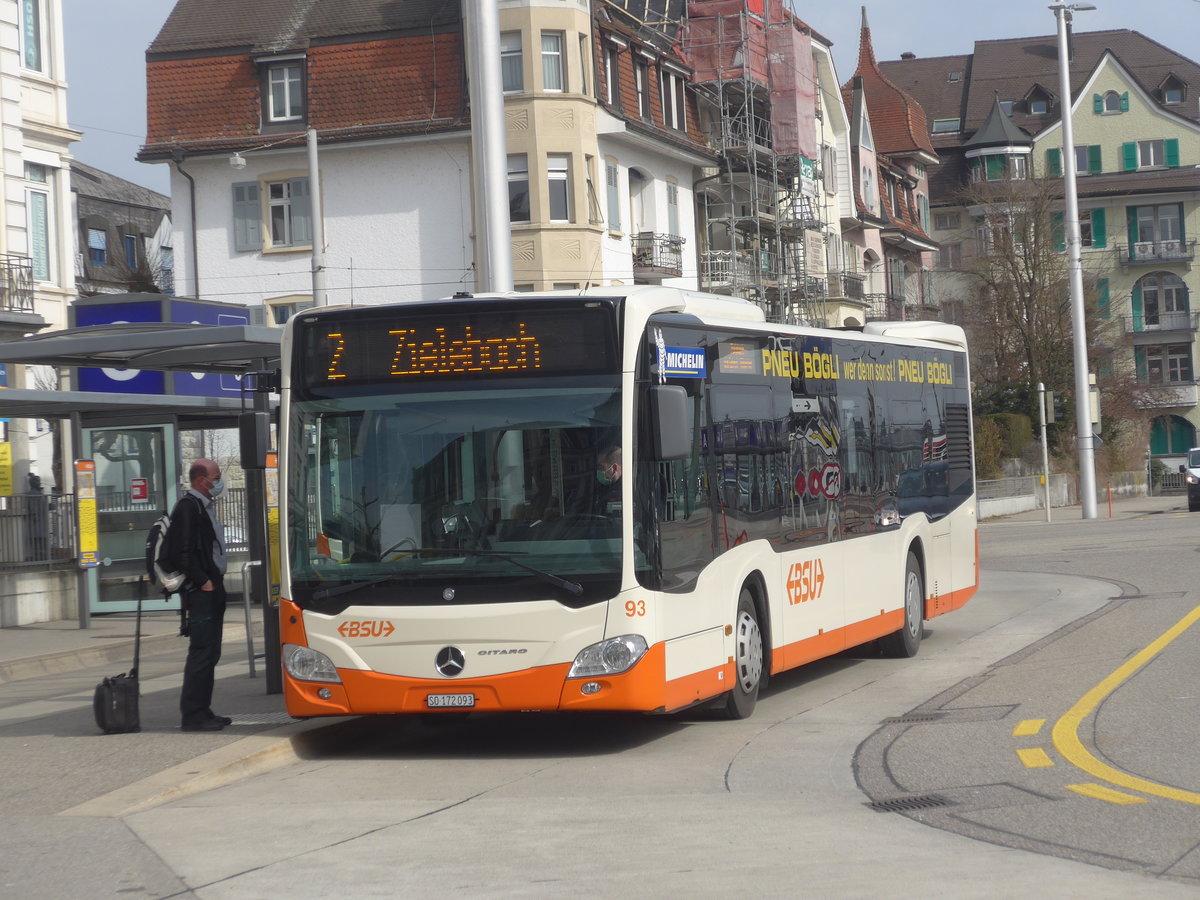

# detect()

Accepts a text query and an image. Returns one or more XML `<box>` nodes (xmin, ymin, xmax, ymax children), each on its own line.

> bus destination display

<box><xmin>296</xmin><ymin>305</ymin><xmax>618</xmax><ymax>389</ymax></box>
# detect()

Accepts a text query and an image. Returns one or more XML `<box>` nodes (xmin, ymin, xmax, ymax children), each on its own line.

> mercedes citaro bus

<box><xmin>277</xmin><ymin>287</ymin><xmax>977</xmax><ymax>719</ymax></box>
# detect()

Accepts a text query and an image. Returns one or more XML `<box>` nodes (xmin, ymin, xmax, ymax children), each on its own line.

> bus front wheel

<box><xmin>723</xmin><ymin>588</ymin><xmax>763</xmax><ymax>719</ymax></box>
<box><xmin>881</xmin><ymin>551</ymin><xmax>923</xmax><ymax>658</ymax></box>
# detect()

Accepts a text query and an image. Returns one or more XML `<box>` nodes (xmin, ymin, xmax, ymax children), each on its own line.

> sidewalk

<box><xmin>982</xmin><ymin>489</ymin><xmax>1187</xmax><ymax>525</ymax></box>
<box><xmin>0</xmin><ymin>603</ymin><xmax>263</xmax><ymax>684</ymax></box>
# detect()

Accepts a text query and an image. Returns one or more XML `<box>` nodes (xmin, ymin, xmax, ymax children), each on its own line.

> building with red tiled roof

<box><xmin>882</xmin><ymin>29</ymin><xmax>1200</xmax><ymax>465</ymax></box>
<box><xmin>840</xmin><ymin>8</ymin><xmax>939</xmax><ymax>323</ymax></box>
<box><xmin>138</xmin><ymin>0</ymin><xmax>716</xmax><ymax>311</ymax></box>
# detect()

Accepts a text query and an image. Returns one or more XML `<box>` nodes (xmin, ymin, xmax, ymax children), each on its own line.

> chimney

<box><xmin>900</xmin><ymin>52</ymin><xmax>916</xmax><ymax>60</ymax></box>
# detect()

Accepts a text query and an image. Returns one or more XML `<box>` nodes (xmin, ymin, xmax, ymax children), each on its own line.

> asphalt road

<box><xmin>3</xmin><ymin>496</ymin><xmax>1200</xmax><ymax>898</ymax></box>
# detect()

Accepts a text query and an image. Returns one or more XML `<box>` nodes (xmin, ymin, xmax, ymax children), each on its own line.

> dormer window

<box><xmin>947</xmin><ymin>71</ymin><xmax>961</xmax><ymax>83</ymax></box>
<box><xmin>999</xmin><ymin>101</ymin><xmax>1014</xmax><ymax>116</ymax></box>
<box><xmin>1029</xmin><ymin>98</ymin><xmax>1048</xmax><ymax>115</ymax></box>
<box><xmin>1160</xmin><ymin>76</ymin><xmax>1186</xmax><ymax>105</ymax></box>
<box><xmin>259</xmin><ymin>56</ymin><xmax>306</xmax><ymax>127</ymax></box>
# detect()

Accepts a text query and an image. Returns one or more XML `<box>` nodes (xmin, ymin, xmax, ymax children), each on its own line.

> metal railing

<box><xmin>1120</xmin><ymin>311</ymin><xmax>1199</xmax><ymax>335</ymax></box>
<box><xmin>0</xmin><ymin>492</ymin><xmax>76</xmax><ymax>569</ymax></box>
<box><xmin>700</xmin><ymin>248</ymin><xmax>779</xmax><ymax>291</ymax></box>
<box><xmin>1117</xmin><ymin>239</ymin><xmax>1197</xmax><ymax>265</ymax></box>
<box><xmin>631</xmin><ymin>232</ymin><xmax>684</xmax><ymax>278</ymax></box>
<box><xmin>0</xmin><ymin>253</ymin><xmax>35</xmax><ymax>313</ymax></box>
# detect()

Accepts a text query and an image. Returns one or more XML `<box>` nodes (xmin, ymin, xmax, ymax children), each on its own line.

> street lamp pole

<box><xmin>307</xmin><ymin>126</ymin><xmax>328</xmax><ymax>306</ymax></box>
<box><xmin>1052</xmin><ymin>2</ymin><xmax>1098</xmax><ymax>519</ymax></box>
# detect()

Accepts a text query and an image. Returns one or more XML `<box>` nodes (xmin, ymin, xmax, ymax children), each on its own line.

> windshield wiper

<box><xmin>310</xmin><ymin>548</ymin><xmax>583</xmax><ymax>602</ymax></box>
<box><xmin>412</xmin><ymin>547</ymin><xmax>584</xmax><ymax>596</ymax></box>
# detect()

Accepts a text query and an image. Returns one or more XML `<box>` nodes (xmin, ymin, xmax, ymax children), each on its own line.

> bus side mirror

<box><xmin>239</xmin><ymin>410</ymin><xmax>272</xmax><ymax>469</ymax></box>
<box><xmin>650</xmin><ymin>385</ymin><xmax>689</xmax><ymax>461</ymax></box>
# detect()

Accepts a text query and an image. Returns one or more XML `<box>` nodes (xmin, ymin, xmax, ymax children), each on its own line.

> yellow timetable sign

<box><xmin>75</xmin><ymin>459</ymin><xmax>99</xmax><ymax>568</ymax></box>
<box><xmin>0</xmin><ymin>442</ymin><xmax>11</xmax><ymax>496</ymax></box>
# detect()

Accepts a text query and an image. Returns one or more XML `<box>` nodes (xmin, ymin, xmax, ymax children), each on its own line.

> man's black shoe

<box><xmin>181</xmin><ymin>718</ymin><xmax>226</xmax><ymax>732</ymax></box>
<box><xmin>209</xmin><ymin>714</ymin><xmax>233</xmax><ymax>727</ymax></box>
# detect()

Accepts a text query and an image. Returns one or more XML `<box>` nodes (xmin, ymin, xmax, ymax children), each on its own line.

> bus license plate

<box><xmin>426</xmin><ymin>693</ymin><xmax>475</xmax><ymax>709</ymax></box>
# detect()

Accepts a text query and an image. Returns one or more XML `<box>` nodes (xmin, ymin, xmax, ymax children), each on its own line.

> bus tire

<box><xmin>881</xmin><ymin>551</ymin><xmax>923</xmax><ymax>658</ymax></box>
<box><xmin>723</xmin><ymin>588</ymin><xmax>764</xmax><ymax>719</ymax></box>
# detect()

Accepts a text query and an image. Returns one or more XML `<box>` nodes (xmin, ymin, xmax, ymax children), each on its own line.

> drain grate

<box><xmin>867</xmin><ymin>794</ymin><xmax>953</xmax><ymax>813</ymax></box>
<box><xmin>880</xmin><ymin>713</ymin><xmax>945</xmax><ymax>725</ymax></box>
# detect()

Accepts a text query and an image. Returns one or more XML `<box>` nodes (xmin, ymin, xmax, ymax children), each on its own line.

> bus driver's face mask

<box><xmin>597</xmin><ymin>463</ymin><xmax>616</xmax><ymax>486</ymax></box>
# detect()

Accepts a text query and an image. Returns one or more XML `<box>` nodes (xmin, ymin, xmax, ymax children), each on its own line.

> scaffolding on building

<box><xmin>684</xmin><ymin>0</ymin><xmax>832</xmax><ymax>324</ymax></box>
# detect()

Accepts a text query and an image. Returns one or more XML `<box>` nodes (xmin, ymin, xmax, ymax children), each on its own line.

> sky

<box><xmin>63</xmin><ymin>0</ymin><xmax>1200</xmax><ymax>196</ymax></box>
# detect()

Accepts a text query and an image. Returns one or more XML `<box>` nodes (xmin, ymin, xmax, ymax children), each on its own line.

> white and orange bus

<box><xmin>278</xmin><ymin>287</ymin><xmax>977</xmax><ymax>719</ymax></box>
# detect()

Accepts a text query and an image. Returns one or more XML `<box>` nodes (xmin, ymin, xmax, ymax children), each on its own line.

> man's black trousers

<box><xmin>179</xmin><ymin>583</ymin><xmax>227</xmax><ymax>726</ymax></box>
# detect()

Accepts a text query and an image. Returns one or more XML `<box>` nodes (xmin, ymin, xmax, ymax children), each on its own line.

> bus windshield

<box><xmin>287</xmin><ymin>383</ymin><xmax>625</xmax><ymax>614</ymax></box>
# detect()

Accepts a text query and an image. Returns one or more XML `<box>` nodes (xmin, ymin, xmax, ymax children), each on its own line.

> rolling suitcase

<box><xmin>93</xmin><ymin>577</ymin><xmax>145</xmax><ymax>734</ymax></box>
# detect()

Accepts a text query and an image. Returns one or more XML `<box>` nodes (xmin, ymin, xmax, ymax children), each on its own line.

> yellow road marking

<box><xmin>1017</xmin><ymin>747</ymin><xmax>1054</xmax><ymax>768</ymax></box>
<box><xmin>1052</xmin><ymin>603</ymin><xmax>1200</xmax><ymax>806</ymax></box>
<box><xmin>1066</xmin><ymin>783</ymin><xmax>1147</xmax><ymax>805</ymax></box>
<box><xmin>1012</xmin><ymin>718</ymin><xmax>1045</xmax><ymax>737</ymax></box>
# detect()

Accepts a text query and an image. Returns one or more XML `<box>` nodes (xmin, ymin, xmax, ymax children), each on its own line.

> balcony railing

<box><xmin>1121</xmin><ymin>310</ymin><xmax>1199</xmax><ymax>336</ymax></box>
<box><xmin>700</xmin><ymin>249</ymin><xmax>779</xmax><ymax>291</ymax></box>
<box><xmin>632</xmin><ymin>232</ymin><xmax>684</xmax><ymax>279</ymax></box>
<box><xmin>1118</xmin><ymin>239</ymin><xmax>1197</xmax><ymax>265</ymax></box>
<box><xmin>1136</xmin><ymin>381</ymin><xmax>1199</xmax><ymax>408</ymax></box>
<box><xmin>836</xmin><ymin>272</ymin><xmax>866</xmax><ymax>300</ymax></box>
<box><xmin>864</xmin><ymin>292</ymin><xmax>905</xmax><ymax>321</ymax></box>
<box><xmin>0</xmin><ymin>253</ymin><xmax>35</xmax><ymax>313</ymax></box>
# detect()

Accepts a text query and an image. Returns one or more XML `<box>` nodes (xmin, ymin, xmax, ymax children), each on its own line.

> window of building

<box><xmin>660</xmin><ymin>70</ymin><xmax>686</xmax><ymax>131</ymax></box>
<box><xmin>232</xmin><ymin>176</ymin><xmax>311</xmax><ymax>251</ymax></box>
<box><xmin>667</xmin><ymin>180</ymin><xmax>679</xmax><ymax>236</ymax></box>
<box><xmin>939</xmin><ymin>242</ymin><xmax>962</xmax><ymax>269</ymax></box>
<box><xmin>124</xmin><ymin>233</ymin><xmax>138</xmax><ymax>269</ymax></box>
<box><xmin>553</xmin><ymin>283</ymin><xmax>579</xmax><ymax>290</ymax></box>
<box><xmin>634</xmin><ymin>57</ymin><xmax>651</xmax><ymax>120</ymax></box>
<box><xmin>585</xmin><ymin>155</ymin><xmax>603</xmax><ymax>224</ymax></box>
<box><xmin>1010</xmin><ymin>155</ymin><xmax>1028</xmax><ymax>180</ymax></box>
<box><xmin>548</xmin><ymin>154</ymin><xmax>571</xmax><ymax>222</ymax></box>
<box><xmin>266</xmin><ymin>295</ymin><xmax>315</xmax><ymax>324</ymax></box>
<box><xmin>821</xmin><ymin>144</ymin><xmax>837</xmax><ymax>194</ymax></box>
<box><xmin>87</xmin><ymin>227</ymin><xmax>106</xmax><ymax>265</ymax></box>
<box><xmin>541</xmin><ymin>31</ymin><xmax>565</xmax><ymax>92</ymax></box>
<box><xmin>25</xmin><ymin>164</ymin><xmax>50</xmax><ymax>281</ymax></box>
<box><xmin>500</xmin><ymin>32</ymin><xmax>523</xmax><ymax>92</ymax></box>
<box><xmin>1140</xmin><ymin>273</ymin><xmax>1188</xmax><ymax>327</ymax></box>
<box><xmin>1029</xmin><ymin>98</ymin><xmax>1048</xmax><ymax>115</ymax></box>
<box><xmin>265</xmin><ymin>61</ymin><xmax>305</xmax><ymax>123</ymax></box>
<box><xmin>1141</xmin><ymin>344</ymin><xmax>1192</xmax><ymax>384</ymax></box>
<box><xmin>931</xmin><ymin>118</ymin><xmax>960</xmax><ymax>133</ymax></box>
<box><xmin>1103</xmin><ymin>90</ymin><xmax>1124</xmax><ymax>113</ymax></box>
<box><xmin>605</xmin><ymin>160</ymin><xmax>621</xmax><ymax>231</ymax></box>
<box><xmin>947</xmin><ymin>71</ymin><xmax>961</xmax><ymax>83</ymax></box>
<box><xmin>934</xmin><ymin>213</ymin><xmax>960</xmax><ymax>231</ymax></box>
<box><xmin>602</xmin><ymin>42</ymin><xmax>620</xmax><ymax>105</ymax></box>
<box><xmin>1164</xmin><ymin>87</ymin><xmax>1183</xmax><ymax>104</ymax></box>
<box><xmin>862</xmin><ymin>167</ymin><xmax>875</xmax><ymax>211</ymax></box>
<box><xmin>160</xmin><ymin>247</ymin><xmax>175</xmax><ymax>295</ymax></box>
<box><xmin>508</xmin><ymin>154</ymin><xmax>530</xmax><ymax>223</ymax></box>
<box><xmin>578</xmin><ymin>35</ymin><xmax>589</xmax><ymax>95</ymax></box>
<box><xmin>1075</xmin><ymin>144</ymin><xmax>1102</xmax><ymax>175</ymax></box>
<box><xmin>21</xmin><ymin>0</ymin><xmax>43</xmax><ymax>71</ymax></box>
<box><xmin>1138</xmin><ymin>139</ymin><xmax>1166</xmax><ymax>168</ymax></box>
<box><xmin>886</xmin><ymin>180</ymin><xmax>898</xmax><ymax>216</ymax></box>
<box><xmin>999</xmin><ymin>100</ymin><xmax>1014</xmax><ymax>116</ymax></box>
<box><xmin>917</xmin><ymin>193</ymin><xmax>930</xmax><ymax>232</ymax></box>
<box><xmin>1135</xmin><ymin>204</ymin><xmax>1181</xmax><ymax>244</ymax></box>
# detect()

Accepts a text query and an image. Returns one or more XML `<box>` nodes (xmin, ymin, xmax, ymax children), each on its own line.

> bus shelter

<box><xmin>0</xmin><ymin>321</ymin><xmax>283</xmax><ymax>690</ymax></box>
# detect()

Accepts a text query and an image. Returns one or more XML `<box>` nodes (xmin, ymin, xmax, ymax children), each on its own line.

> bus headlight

<box><xmin>283</xmin><ymin>643</ymin><xmax>342</xmax><ymax>683</ymax></box>
<box><xmin>568</xmin><ymin>635</ymin><xmax>648</xmax><ymax>678</ymax></box>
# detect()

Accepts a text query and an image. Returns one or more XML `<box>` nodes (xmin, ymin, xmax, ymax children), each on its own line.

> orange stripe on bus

<box><xmin>771</xmin><ymin>609</ymin><xmax>904</xmax><ymax>674</ymax></box>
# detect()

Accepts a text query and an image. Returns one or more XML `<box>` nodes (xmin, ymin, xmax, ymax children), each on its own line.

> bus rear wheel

<box><xmin>723</xmin><ymin>589</ymin><xmax>763</xmax><ymax>719</ymax></box>
<box><xmin>881</xmin><ymin>552</ymin><xmax>923</xmax><ymax>658</ymax></box>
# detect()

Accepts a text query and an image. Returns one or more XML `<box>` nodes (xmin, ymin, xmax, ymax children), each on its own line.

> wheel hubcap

<box><xmin>734</xmin><ymin>609</ymin><xmax>763</xmax><ymax>692</ymax></box>
<box><xmin>905</xmin><ymin>570</ymin><xmax>922</xmax><ymax>638</ymax></box>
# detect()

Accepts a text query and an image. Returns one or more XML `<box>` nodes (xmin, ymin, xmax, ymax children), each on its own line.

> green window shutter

<box><xmin>1178</xmin><ymin>203</ymin><xmax>1186</xmax><ymax>242</ymax></box>
<box><xmin>289</xmin><ymin>177</ymin><xmax>312</xmax><ymax>246</ymax></box>
<box><xmin>1052</xmin><ymin>211</ymin><xmax>1065</xmax><ymax>251</ymax></box>
<box><xmin>1135</xmin><ymin>346</ymin><xmax>1148</xmax><ymax>382</ymax></box>
<box><xmin>1165</xmin><ymin>138</ymin><xmax>1180</xmax><ymax>168</ymax></box>
<box><xmin>1149</xmin><ymin>416</ymin><xmax>1167</xmax><ymax>455</ymax></box>
<box><xmin>1090</xmin><ymin>208</ymin><xmax>1107</xmax><ymax>249</ymax></box>
<box><xmin>1121</xmin><ymin>142</ymin><xmax>1138</xmax><ymax>171</ymax></box>
<box><xmin>232</xmin><ymin>182</ymin><xmax>261</xmax><ymax>252</ymax></box>
<box><xmin>1093</xmin><ymin>93</ymin><xmax>1103</xmax><ymax>114</ymax></box>
<box><xmin>1126</xmin><ymin>206</ymin><xmax>1138</xmax><ymax>255</ymax></box>
<box><xmin>1087</xmin><ymin>145</ymin><xmax>1102</xmax><ymax>174</ymax></box>
<box><xmin>1132</xmin><ymin>281</ymin><xmax>1144</xmax><ymax>332</ymax></box>
<box><xmin>1096</xmin><ymin>277</ymin><xmax>1110</xmax><ymax>319</ymax></box>
<box><xmin>1120</xmin><ymin>91</ymin><xmax>1129</xmax><ymax>112</ymax></box>
<box><xmin>1046</xmin><ymin>147</ymin><xmax>1062</xmax><ymax>177</ymax></box>
<box><xmin>986</xmin><ymin>155</ymin><xmax>1004</xmax><ymax>180</ymax></box>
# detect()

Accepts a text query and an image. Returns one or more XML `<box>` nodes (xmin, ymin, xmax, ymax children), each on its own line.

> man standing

<box><xmin>167</xmin><ymin>458</ymin><xmax>230</xmax><ymax>732</ymax></box>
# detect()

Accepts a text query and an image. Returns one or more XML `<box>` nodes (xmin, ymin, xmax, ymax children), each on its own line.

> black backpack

<box><xmin>145</xmin><ymin>504</ymin><xmax>189</xmax><ymax>594</ymax></box>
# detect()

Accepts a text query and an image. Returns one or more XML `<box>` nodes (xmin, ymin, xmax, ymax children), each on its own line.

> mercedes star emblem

<box><xmin>435</xmin><ymin>645</ymin><xmax>466</xmax><ymax>677</ymax></box>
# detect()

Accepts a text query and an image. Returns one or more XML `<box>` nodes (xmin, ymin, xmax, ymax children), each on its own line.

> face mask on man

<box><xmin>209</xmin><ymin>478</ymin><xmax>226</xmax><ymax>498</ymax></box>
<box><xmin>596</xmin><ymin>464</ymin><xmax>616</xmax><ymax>486</ymax></box>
